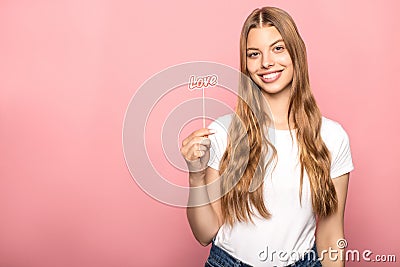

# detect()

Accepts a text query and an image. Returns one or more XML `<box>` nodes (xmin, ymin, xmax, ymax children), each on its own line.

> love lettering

<box><xmin>188</xmin><ymin>74</ymin><xmax>218</xmax><ymax>90</ymax></box>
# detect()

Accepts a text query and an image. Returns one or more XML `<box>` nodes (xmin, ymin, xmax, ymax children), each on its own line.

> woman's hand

<box><xmin>180</xmin><ymin>128</ymin><xmax>216</xmax><ymax>174</ymax></box>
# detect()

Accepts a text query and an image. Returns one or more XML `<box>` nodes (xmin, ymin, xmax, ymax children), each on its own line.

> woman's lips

<box><xmin>259</xmin><ymin>70</ymin><xmax>283</xmax><ymax>83</ymax></box>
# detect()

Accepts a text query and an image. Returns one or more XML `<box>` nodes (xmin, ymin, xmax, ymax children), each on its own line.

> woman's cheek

<box><xmin>279</xmin><ymin>53</ymin><xmax>292</xmax><ymax>65</ymax></box>
<box><xmin>246</xmin><ymin>60</ymin><xmax>257</xmax><ymax>74</ymax></box>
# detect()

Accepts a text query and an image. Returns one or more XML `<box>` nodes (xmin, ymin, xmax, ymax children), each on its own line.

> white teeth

<box><xmin>263</xmin><ymin>72</ymin><xmax>280</xmax><ymax>79</ymax></box>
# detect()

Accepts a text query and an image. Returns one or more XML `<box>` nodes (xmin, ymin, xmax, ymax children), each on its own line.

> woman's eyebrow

<box><xmin>246</xmin><ymin>39</ymin><xmax>284</xmax><ymax>51</ymax></box>
<box><xmin>269</xmin><ymin>39</ymin><xmax>283</xmax><ymax>47</ymax></box>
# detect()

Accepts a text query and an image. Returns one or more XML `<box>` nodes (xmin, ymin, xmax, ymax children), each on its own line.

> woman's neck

<box><xmin>262</xmin><ymin>88</ymin><xmax>294</xmax><ymax>130</ymax></box>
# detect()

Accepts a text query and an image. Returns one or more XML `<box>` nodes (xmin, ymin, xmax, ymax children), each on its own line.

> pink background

<box><xmin>1</xmin><ymin>0</ymin><xmax>399</xmax><ymax>266</ymax></box>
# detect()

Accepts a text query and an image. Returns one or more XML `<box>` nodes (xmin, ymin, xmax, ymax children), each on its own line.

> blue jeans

<box><xmin>205</xmin><ymin>242</ymin><xmax>252</xmax><ymax>267</ymax></box>
<box><xmin>205</xmin><ymin>242</ymin><xmax>322</xmax><ymax>267</ymax></box>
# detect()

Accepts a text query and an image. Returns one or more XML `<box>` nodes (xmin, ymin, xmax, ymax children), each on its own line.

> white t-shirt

<box><xmin>207</xmin><ymin>114</ymin><xmax>354</xmax><ymax>266</ymax></box>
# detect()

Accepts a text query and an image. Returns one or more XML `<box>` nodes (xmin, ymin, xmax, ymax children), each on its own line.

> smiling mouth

<box><xmin>258</xmin><ymin>70</ymin><xmax>283</xmax><ymax>83</ymax></box>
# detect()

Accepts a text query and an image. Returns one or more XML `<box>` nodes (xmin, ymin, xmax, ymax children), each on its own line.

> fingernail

<box><xmin>208</xmin><ymin>129</ymin><xmax>217</xmax><ymax>134</ymax></box>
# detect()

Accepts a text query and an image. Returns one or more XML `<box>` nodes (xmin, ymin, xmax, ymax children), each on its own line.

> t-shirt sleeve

<box><xmin>330</xmin><ymin>125</ymin><xmax>354</xmax><ymax>178</ymax></box>
<box><xmin>207</xmin><ymin>117</ymin><xmax>230</xmax><ymax>171</ymax></box>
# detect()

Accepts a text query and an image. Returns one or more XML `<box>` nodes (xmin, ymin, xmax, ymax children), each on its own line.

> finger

<box><xmin>186</xmin><ymin>145</ymin><xmax>206</xmax><ymax>161</ymax></box>
<box><xmin>181</xmin><ymin>141</ymin><xmax>204</xmax><ymax>161</ymax></box>
<box><xmin>189</xmin><ymin>136</ymin><xmax>210</xmax><ymax>147</ymax></box>
<box><xmin>190</xmin><ymin>128</ymin><xmax>216</xmax><ymax>138</ymax></box>
<box><xmin>196</xmin><ymin>150</ymin><xmax>205</xmax><ymax>158</ymax></box>
<box><xmin>180</xmin><ymin>145</ymin><xmax>188</xmax><ymax>158</ymax></box>
<box><xmin>198</xmin><ymin>144</ymin><xmax>208</xmax><ymax>151</ymax></box>
<box><xmin>183</xmin><ymin>128</ymin><xmax>216</xmax><ymax>146</ymax></box>
<box><xmin>182</xmin><ymin>137</ymin><xmax>210</xmax><ymax>152</ymax></box>
<box><xmin>199</xmin><ymin>137</ymin><xmax>211</xmax><ymax>147</ymax></box>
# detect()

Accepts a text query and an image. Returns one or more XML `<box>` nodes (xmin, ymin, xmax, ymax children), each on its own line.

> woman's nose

<box><xmin>262</xmin><ymin>53</ymin><xmax>274</xmax><ymax>68</ymax></box>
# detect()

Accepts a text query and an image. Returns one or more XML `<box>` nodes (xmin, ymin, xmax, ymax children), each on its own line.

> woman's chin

<box><xmin>260</xmin><ymin>86</ymin><xmax>290</xmax><ymax>97</ymax></box>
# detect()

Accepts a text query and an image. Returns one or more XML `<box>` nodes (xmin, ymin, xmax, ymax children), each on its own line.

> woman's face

<box><xmin>246</xmin><ymin>26</ymin><xmax>294</xmax><ymax>97</ymax></box>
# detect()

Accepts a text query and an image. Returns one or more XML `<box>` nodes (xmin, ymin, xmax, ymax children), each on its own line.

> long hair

<box><xmin>219</xmin><ymin>7</ymin><xmax>337</xmax><ymax>226</ymax></box>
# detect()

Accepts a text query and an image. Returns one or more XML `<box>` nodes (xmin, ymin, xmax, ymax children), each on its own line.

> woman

<box><xmin>181</xmin><ymin>7</ymin><xmax>353</xmax><ymax>267</ymax></box>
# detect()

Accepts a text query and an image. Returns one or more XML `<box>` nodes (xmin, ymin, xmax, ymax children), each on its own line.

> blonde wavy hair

<box><xmin>219</xmin><ymin>7</ymin><xmax>337</xmax><ymax>226</ymax></box>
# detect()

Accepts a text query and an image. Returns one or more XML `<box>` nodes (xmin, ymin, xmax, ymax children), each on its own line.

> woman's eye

<box><xmin>247</xmin><ymin>52</ymin><xmax>259</xmax><ymax>58</ymax></box>
<box><xmin>274</xmin><ymin>46</ymin><xmax>285</xmax><ymax>52</ymax></box>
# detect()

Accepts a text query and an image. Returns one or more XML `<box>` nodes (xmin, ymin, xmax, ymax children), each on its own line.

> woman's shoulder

<box><xmin>321</xmin><ymin>116</ymin><xmax>348</xmax><ymax>135</ymax></box>
<box><xmin>320</xmin><ymin>116</ymin><xmax>351</xmax><ymax>148</ymax></box>
<box><xmin>321</xmin><ymin>116</ymin><xmax>354</xmax><ymax>176</ymax></box>
<box><xmin>208</xmin><ymin>113</ymin><xmax>234</xmax><ymax>132</ymax></box>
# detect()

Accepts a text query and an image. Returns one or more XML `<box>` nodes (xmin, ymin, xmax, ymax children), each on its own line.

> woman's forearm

<box><xmin>186</xmin><ymin>172</ymin><xmax>220</xmax><ymax>246</ymax></box>
<box><xmin>317</xmin><ymin>236</ymin><xmax>346</xmax><ymax>267</ymax></box>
